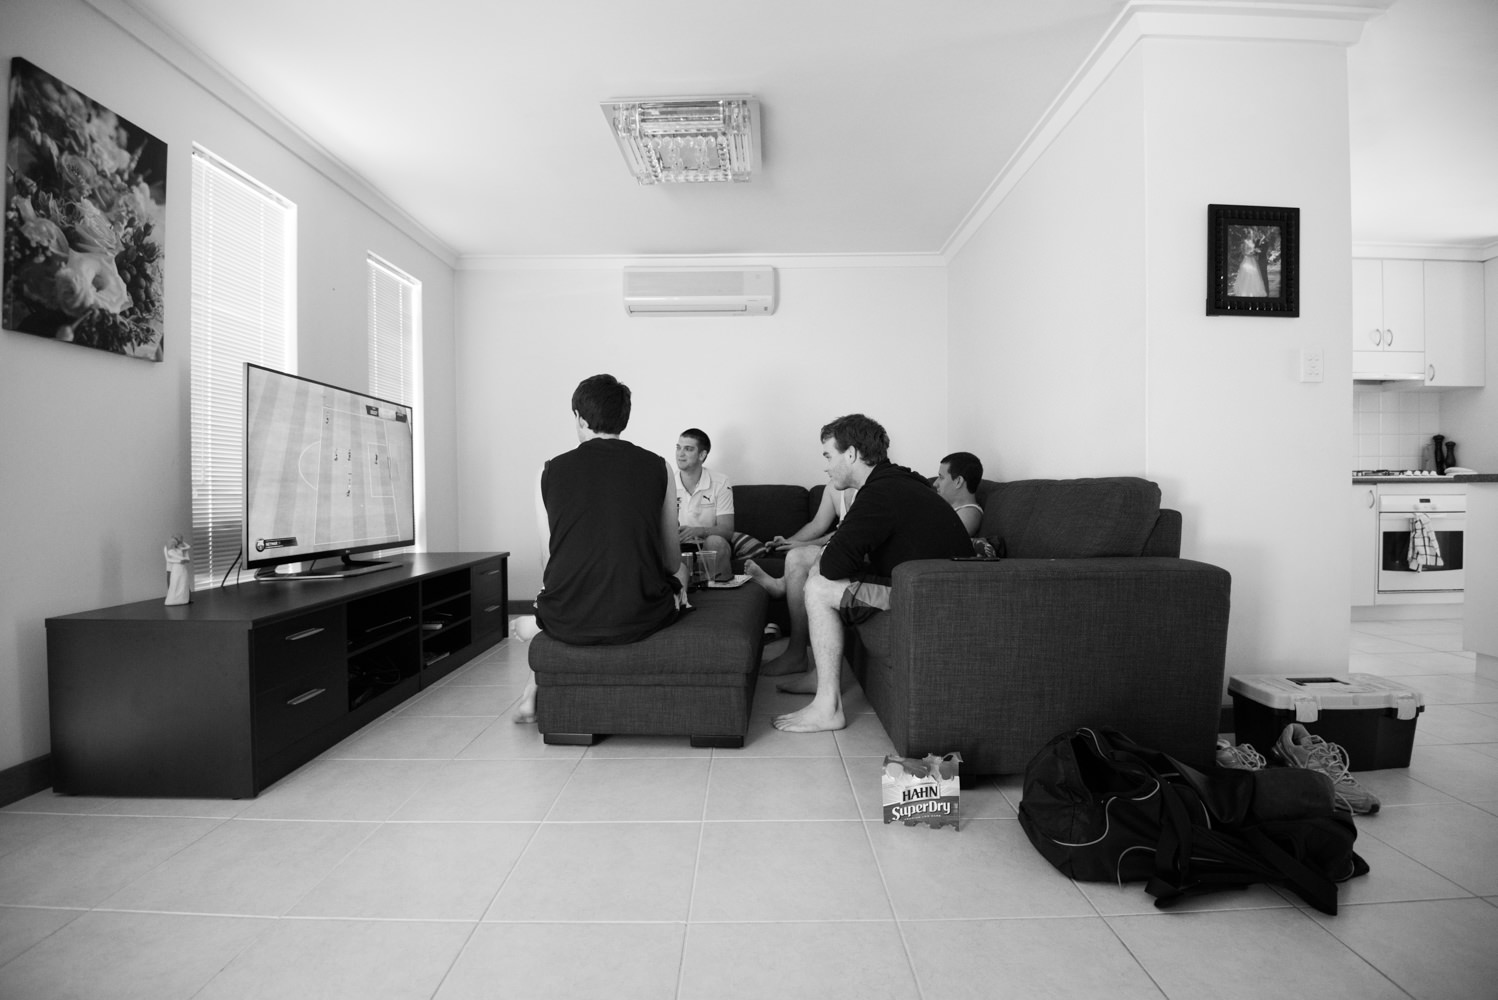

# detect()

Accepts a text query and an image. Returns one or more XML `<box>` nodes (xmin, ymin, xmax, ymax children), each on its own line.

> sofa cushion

<box><xmin>529</xmin><ymin>587</ymin><xmax>767</xmax><ymax>686</ymax></box>
<box><xmin>732</xmin><ymin>484</ymin><xmax>813</xmax><ymax>543</ymax></box>
<box><xmin>974</xmin><ymin>478</ymin><xmax>1161</xmax><ymax>558</ymax></box>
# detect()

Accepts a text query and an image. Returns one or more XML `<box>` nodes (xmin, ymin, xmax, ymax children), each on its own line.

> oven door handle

<box><xmin>1382</xmin><ymin>512</ymin><xmax>1461</xmax><ymax>520</ymax></box>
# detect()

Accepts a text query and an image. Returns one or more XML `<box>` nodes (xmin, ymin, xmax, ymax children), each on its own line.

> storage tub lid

<box><xmin>1228</xmin><ymin>673</ymin><xmax>1423</xmax><ymax>721</ymax></box>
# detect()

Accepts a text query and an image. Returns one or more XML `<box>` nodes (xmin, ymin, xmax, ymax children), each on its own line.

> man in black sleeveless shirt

<box><xmin>512</xmin><ymin>375</ymin><xmax>682</xmax><ymax>723</ymax></box>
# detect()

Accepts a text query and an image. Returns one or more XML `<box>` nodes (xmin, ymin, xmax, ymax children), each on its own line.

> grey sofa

<box><xmin>733</xmin><ymin>477</ymin><xmax>1231</xmax><ymax>775</ymax></box>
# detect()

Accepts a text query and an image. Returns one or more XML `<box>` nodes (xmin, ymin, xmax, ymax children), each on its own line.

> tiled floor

<box><xmin>3</xmin><ymin>617</ymin><xmax>1497</xmax><ymax>999</ymax></box>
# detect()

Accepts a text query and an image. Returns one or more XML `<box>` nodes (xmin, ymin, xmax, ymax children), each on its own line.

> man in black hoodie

<box><xmin>773</xmin><ymin>414</ymin><xmax>972</xmax><ymax>733</ymax></box>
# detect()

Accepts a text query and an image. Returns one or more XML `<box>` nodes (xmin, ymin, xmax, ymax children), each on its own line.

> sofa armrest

<box><xmin>858</xmin><ymin>556</ymin><xmax>1230</xmax><ymax>772</ymax></box>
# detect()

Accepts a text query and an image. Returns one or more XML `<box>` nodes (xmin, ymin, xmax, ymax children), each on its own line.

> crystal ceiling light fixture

<box><xmin>601</xmin><ymin>96</ymin><xmax>760</xmax><ymax>185</ymax></box>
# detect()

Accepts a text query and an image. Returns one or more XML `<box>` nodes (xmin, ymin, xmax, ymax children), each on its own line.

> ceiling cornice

<box><xmin>89</xmin><ymin>0</ymin><xmax>461</xmax><ymax>268</ymax></box>
<box><xmin>1353</xmin><ymin>243</ymin><xmax>1498</xmax><ymax>263</ymax></box>
<box><xmin>457</xmin><ymin>253</ymin><xmax>948</xmax><ymax>272</ymax></box>
<box><xmin>938</xmin><ymin>0</ymin><xmax>1392</xmax><ymax>263</ymax></box>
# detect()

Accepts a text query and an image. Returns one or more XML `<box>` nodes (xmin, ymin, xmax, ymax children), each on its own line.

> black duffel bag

<box><xmin>1017</xmin><ymin>726</ymin><xmax>1369</xmax><ymax>914</ymax></box>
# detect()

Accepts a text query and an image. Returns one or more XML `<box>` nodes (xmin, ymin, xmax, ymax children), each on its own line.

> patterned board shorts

<box><xmin>838</xmin><ymin>578</ymin><xmax>892</xmax><ymax>625</ymax></box>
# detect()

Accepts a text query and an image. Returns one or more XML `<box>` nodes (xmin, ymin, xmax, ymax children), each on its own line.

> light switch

<box><xmin>1299</xmin><ymin>347</ymin><xmax>1324</xmax><ymax>382</ymax></box>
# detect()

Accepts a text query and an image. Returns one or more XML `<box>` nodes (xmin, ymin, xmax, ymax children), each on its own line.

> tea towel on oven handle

<box><xmin>1408</xmin><ymin>512</ymin><xmax>1443</xmax><ymax>572</ymax></box>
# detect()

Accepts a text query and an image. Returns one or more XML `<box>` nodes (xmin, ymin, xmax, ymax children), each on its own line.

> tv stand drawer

<box><xmin>253</xmin><ymin>608</ymin><xmax>345</xmax><ymax>693</ymax></box>
<box><xmin>255</xmin><ymin>660</ymin><xmax>346</xmax><ymax>757</ymax></box>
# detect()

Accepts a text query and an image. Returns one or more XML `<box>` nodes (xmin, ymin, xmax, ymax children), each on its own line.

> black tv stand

<box><xmin>256</xmin><ymin>554</ymin><xmax>394</xmax><ymax>581</ymax></box>
<box><xmin>46</xmin><ymin>552</ymin><xmax>510</xmax><ymax>798</ymax></box>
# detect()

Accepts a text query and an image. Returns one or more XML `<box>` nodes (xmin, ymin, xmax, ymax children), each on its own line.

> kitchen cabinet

<box><xmin>1353</xmin><ymin>259</ymin><xmax>1425</xmax><ymax>379</ymax></box>
<box><xmin>1423</xmin><ymin>260</ymin><xmax>1485</xmax><ymax>387</ymax></box>
<box><xmin>1350</xmin><ymin>484</ymin><xmax>1378</xmax><ymax>606</ymax></box>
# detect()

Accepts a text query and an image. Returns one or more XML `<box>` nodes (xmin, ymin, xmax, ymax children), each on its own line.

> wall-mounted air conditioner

<box><xmin>623</xmin><ymin>266</ymin><xmax>777</xmax><ymax>316</ymax></box>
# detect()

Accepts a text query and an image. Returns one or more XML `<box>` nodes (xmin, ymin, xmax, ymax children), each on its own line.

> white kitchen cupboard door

<box><xmin>1352</xmin><ymin>259</ymin><xmax>1424</xmax><ymax>351</ymax></box>
<box><xmin>1352</xmin><ymin>259</ymin><xmax>1384</xmax><ymax>352</ymax></box>
<box><xmin>1353</xmin><ymin>259</ymin><xmax>1425</xmax><ymax>378</ymax></box>
<box><xmin>1423</xmin><ymin>260</ymin><xmax>1485</xmax><ymax>387</ymax></box>
<box><xmin>1350</xmin><ymin>485</ymin><xmax>1378</xmax><ymax>607</ymax></box>
<box><xmin>1381</xmin><ymin>260</ymin><xmax>1425</xmax><ymax>351</ymax></box>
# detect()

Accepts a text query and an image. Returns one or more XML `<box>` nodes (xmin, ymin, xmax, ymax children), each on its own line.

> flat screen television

<box><xmin>243</xmin><ymin>363</ymin><xmax>416</xmax><ymax>580</ymax></box>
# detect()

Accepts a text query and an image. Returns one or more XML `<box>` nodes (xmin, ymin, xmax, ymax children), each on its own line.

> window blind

<box><xmin>367</xmin><ymin>253</ymin><xmax>419</xmax><ymax>407</ymax></box>
<box><xmin>189</xmin><ymin>146</ymin><xmax>296</xmax><ymax>587</ymax></box>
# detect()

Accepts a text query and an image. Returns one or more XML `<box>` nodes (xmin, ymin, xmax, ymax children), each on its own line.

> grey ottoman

<box><xmin>528</xmin><ymin>585</ymin><xmax>770</xmax><ymax>748</ymax></box>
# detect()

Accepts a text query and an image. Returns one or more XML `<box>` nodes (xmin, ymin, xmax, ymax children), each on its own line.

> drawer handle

<box><xmin>287</xmin><ymin>687</ymin><xmax>326</xmax><ymax>706</ymax></box>
<box><xmin>425</xmin><ymin>652</ymin><xmax>450</xmax><ymax>666</ymax></box>
<box><xmin>480</xmin><ymin>569</ymin><xmax>502</xmax><ymax>577</ymax></box>
<box><xmin>483</xmin><ymin>604</ymin><xmax>502</xmax><ymax>613</ymax></box>
<box><xmin>285</xmin><ymin>627</ymin><xmax>325</xmax><ymax>642</ymax></box>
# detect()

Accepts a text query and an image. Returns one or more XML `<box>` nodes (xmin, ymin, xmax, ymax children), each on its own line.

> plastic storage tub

<box><xmin>1228</xmin><ymin>674</ymin><xmax>1424</xmax><ymax>770</ymax></box>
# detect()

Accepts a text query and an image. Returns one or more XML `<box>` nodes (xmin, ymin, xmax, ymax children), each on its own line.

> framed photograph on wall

<box><xmin>1206</xmin><ymin>204</ymin><xmax>1298</xmax><ymax>317</ymax></box>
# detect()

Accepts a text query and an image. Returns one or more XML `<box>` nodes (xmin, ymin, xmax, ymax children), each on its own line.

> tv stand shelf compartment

<box><xmin>46</xmin><ymin>552</ymin><xmax>508</xmax><ymax>799</ymax></box>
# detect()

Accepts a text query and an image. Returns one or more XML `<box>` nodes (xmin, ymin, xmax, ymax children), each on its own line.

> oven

<box><xmin>1378</xmin><ymin>492</ymin><xmax>1465</xmax><ymax>594</ymax></box>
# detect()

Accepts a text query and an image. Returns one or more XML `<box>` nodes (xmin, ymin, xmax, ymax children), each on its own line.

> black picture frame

<box><xmin>1206</xmin><ymin>204</ymin><xmax>1298</xmax><ymax>317</ymax></box>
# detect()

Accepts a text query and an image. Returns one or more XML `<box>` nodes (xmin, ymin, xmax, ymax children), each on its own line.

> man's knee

<box><xmin>804</xmin><ymin>566</ymin><xmax>845</xmax><ymax>608</ymax></box>
<box><xmin>786</xmin><ymin>545</ymin><xmax>819</xmax><ymax>575</ymax></box>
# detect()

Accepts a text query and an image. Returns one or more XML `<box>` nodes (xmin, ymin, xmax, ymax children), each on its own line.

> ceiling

<box><xmin>118</xmin><ymin>0</ymin><xmax>1497</xmax><ymax>260</ymax></box>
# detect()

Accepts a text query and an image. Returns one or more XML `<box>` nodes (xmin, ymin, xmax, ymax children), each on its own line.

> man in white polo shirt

<box><xmin>675</xmin><ymin>427</ymin><xmax>735</xmax><ymax>583</ymax></box>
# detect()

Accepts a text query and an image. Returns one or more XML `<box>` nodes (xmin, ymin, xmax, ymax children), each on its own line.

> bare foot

<box><xmin>759</xmin><ymin>644</ymin><xmax>808</xmax><ymax>677</ymax></box>
<box><xmin>512</xmin><ymin>680</ymin><xmax>537</xmax><ymax>723</ymax></box>
<box><xmin>775</xmin><ymin>670</ymin><xmax>817</xmax><ymax>694</ymax></box>
<box><xmin>745</xmin><ymin>560</ymin><xmax>786</xmax><ymax>598</ymax></box>
<box><xmin>773</xmin><ymin>703</ymin><xmax>846</xmax><ymax>733</ymax></box>
<box><xmin>511</xmin><ymin>615</ymin><xmax>541</xmax><ymax>641</ymax></box>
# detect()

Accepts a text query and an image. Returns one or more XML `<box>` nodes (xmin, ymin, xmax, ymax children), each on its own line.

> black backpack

<box><xmin>1017</xmin><ymin>727</ymin><xmax>1369</xmax><ymax>914</ymax></box>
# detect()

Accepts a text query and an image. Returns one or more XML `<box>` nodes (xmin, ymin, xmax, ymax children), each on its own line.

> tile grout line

<box><xmin>673</xmin><ymin>749</ymin><xmax>715</xmax><ymax>999</ymax></box>
<box><xmin>842</xmin><ymin>740</ymin><xmax>928</xmax><ymax>1000</ymax></box>
<box><xmin>421</xmin><ymin>735</ymin><xmax>579</xmax><ymax>999</ymax></box>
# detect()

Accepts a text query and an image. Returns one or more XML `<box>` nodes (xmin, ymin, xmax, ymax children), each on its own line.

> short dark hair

<box><xmin>941</xmin><ymin>451</ymin><xmax>984</xmax><ymax>491</ymax></box>
<box><xmin>680</xmin><ymin>427</ymin><xmax>711</xmax><ymax>456</ymax></box>
<box><xmin>572</xmin><ymin>374</ymin><xmax>631</xmax><ymax>434</ymax></box>
<box><xmin>820</xmin><ymin>414</ymin><xmax>889</xmax><ymax>465</ymax></box>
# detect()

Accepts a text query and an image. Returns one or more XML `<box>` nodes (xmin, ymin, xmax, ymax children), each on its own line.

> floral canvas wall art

<box><xmin>3</xmin><ymin>58</ymin><xmax>166</xmax><ymax>361</ymax></box>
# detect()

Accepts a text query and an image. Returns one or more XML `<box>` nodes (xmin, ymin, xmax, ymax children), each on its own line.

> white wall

<box><xmin>948</xmin><ymin>48</ymin><xmax>1150</xmax><ymax>480</ymax></box>
<box><xmin>0</xmin><ymin>0</ymin><xmax>459</xmax><ymax>773</ymax></box>
<box><xmin>948</xmin><ymin>35</ymin><xmax>1356</xmax><ymax>684</ymax></box>
<box><xmin>1138</xmin><ymin>37</ymin><xmax>1355</xmax><ymax>679</ymax></box>
<box><xmin>454</xmin><ymin>264</ymin><xmax>948</xmax><ymax>599</ymax></box>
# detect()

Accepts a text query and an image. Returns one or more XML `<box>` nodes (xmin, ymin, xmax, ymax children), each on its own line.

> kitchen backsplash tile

<box><xmin>1353</xmin><ymin>385</ymin><xmax>1442</xmax><ymax>469</ymax></box>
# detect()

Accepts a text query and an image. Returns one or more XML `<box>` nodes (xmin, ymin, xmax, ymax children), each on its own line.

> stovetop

<box><xmin>1352</xmin><ymin>469</ymin><xmax>1453</xmax><ymax>480</ymax></box>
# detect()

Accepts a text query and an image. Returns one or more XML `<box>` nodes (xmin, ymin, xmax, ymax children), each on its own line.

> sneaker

<box><xmin>1215</xmin><ymin>739</ymin><xmax>1267</xmax><ymax>771</ymax></box>
<box><xmin>1273</xmin><ymin>723</ymin><xmax>1381</xmax><ymax>815</ymax></box>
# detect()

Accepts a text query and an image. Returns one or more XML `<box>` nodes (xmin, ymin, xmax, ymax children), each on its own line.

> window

<box><xmin>366</xmin><ymin>253</ymin><xmax>419</xmax><ymax>406</ymax></box>
<box><xmin>367</xmin><ymin>252</ymin><xmax>424</xmax><ymax>553</ymax></box>
<box><xmin>189</xmin><ymin>146</ymin><xmax>296</xmax><ymax>587</ymax></box>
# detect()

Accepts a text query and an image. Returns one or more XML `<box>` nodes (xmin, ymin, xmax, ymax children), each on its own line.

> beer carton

<box><xmin>881</xmin><ymin>752</ymin><xmax>961</xmax><ymax>829</ymax></box>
